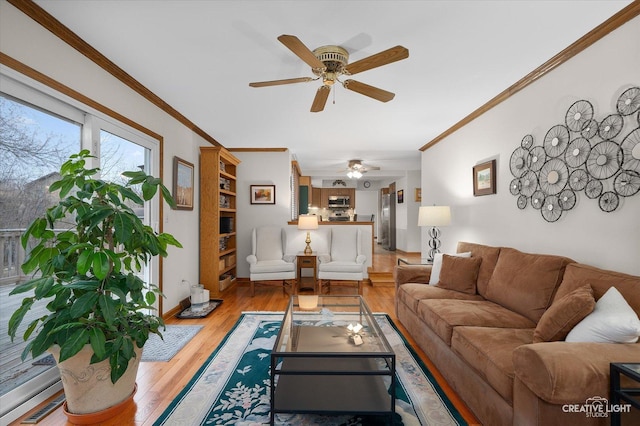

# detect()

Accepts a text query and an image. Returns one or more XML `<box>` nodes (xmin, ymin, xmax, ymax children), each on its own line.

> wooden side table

<box><xmin>296</xmin><ymin>254</ymin><xmax>317</xmax><ymax>293</ymax></box>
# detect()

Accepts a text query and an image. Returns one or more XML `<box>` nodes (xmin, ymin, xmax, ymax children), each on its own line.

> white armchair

<box><xmin>246</xmin><ymin>227</ymin><xmax>296</xmax><ymax>296</ymax></box>
<box><xmin>317</xmin><ymin>227</ymin><xmax>367</xmax><ymax>294</ymax></box>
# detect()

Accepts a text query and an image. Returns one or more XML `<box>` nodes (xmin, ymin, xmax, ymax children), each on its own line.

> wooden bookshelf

<box><xmin>199</xmin><ymin>147</ymin><xmax>240</xmax><ymax>296</ymax></box>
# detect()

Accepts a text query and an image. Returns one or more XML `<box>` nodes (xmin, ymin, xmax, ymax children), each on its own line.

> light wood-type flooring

<box><xmin>11</xmin><ymin>246</ymin><xmax>480</xmax><ymax>425</ymax></box>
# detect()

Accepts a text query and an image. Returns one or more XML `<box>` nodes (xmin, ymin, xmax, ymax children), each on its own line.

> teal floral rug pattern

<box><xmin>154</xmin><ymin>313</ymin><xmax>466</xmax><ymax>425</ymax></box>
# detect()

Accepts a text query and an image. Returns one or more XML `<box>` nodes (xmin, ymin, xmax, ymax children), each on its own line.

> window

<box><xmin>0</xmin><ymin>71</ymin><xmax>160</xmax><ymax>422</ymax></box>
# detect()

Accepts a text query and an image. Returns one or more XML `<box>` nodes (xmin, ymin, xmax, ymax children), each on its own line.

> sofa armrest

<box><xmin>513</xmin><ymin>341</ymin><xmax>640</xmax><ymax>404</ymax></box>
<box><xmin>394</xmin><ymin>264</ymin><xmax>432</xmax><ymax>287</ymax></box>
<box><xmin>246</xmin><ymin>254</ymin><xmax>257</xmax><ymax>265</ymax></box>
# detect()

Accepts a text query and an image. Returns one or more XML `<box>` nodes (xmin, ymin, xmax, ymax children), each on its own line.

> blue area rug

<box><xmin>153</xmin><ymin>313</ymin><xmax>466</xmax><ymax>425</ymax></box>
<box><xmin>141</xmin><ymin>325</ymin><xmax>203</xmax><ymax>362</ymax></box>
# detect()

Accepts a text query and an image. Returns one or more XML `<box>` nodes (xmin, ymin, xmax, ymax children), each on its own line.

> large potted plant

<box><xmin>8</xmin><ymin>150</ymin><xmax>182</xmax><ymax>423</ymax></box>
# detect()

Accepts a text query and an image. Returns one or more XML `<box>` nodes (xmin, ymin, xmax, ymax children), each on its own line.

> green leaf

<box><xmin>113</xmin><ymin>212</ymin><xmax>133</xmax><ymax>244</ymax></box>
<box><xmin>59</xmin><ymin>328</ymin><xmax>90</xmax><ymax>362</ymax></box>
<box><xmin>158</xmin><ymin>233</ymin><xmax>183</xmax><ymax>249</ymax></box>
<box><xmin>160</xmin><ymin>184</ymin><xmax>176</xmax><ymax>209</ymax></box>
<box><xmin>34</xmin><ymin>277</ymin><xmax>55</xmax><ymax>299</ymax></box>
<box><xmin>117</xmin><ymin>186</ymin><xmax>144</xmax><ymax>205</ymax></box>
<box><xmin>70</xmin><ymin>292</ymin><xmax>99</xmax><ymax>318</ymax></box>
<box><xmin>141</xmin><ymin>181</ymin><xmax>157</xmax><ymax>201</ymax></box>
<box><xmin>8</xmin><ymin>298</ymin><xmax>34</xmax><ymax>340</ymax></box>
<box><xmin>98</xmin><ymin>294</ymin><xmax>116</xmax><ymax>327</ymax></box>
<box><xmin>88</xmin><ymin>328</ymin><xmax>106</xmax><ymax>361</ymax></box>
<box><xmin>77</xmin><ymin>250</ymin><xmax>93</xmax><ymax>275</ymax></box>
<box><xmin>145</xmin><ymin>291</ymin><xmax>156</xmax><ymax>305</ymax></box>
<box><xmin>92</xmin><ymin>252</ymin><xmax>111</xmax><ymax>280</ymax></box>
<box><xmin>9</xmin><ymin>277</ymin><xmax>46</xmax><ymax>296</ymax></box>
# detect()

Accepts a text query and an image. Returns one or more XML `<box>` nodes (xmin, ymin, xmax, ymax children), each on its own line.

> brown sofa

<box><xmin>395</xmin><ymin>241</ymin><xmax>640</xmax><ymax>426</ymax></box>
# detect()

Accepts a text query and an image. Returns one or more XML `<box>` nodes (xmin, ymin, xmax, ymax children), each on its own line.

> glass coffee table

<box><xmin>270</xmin><ymin>295</ymin><xmax>396</xmax><ymax>424</ymax></box>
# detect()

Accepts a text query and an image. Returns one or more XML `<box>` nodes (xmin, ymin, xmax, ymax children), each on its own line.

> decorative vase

<box><xmin>49</xmin><ymin>344</ymin><xmax>142</xmax><ymax>421</ymax></box>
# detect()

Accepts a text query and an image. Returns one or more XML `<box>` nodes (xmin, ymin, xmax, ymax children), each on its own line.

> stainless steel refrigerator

<box><xmin>381</xmin><ymin>192</ymin><xmax>396</xmax><ymax>251</ymax></box>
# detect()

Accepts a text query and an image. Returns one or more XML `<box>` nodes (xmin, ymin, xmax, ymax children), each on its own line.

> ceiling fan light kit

<box><xmin>344</xmin><ymin>159</ymin><xmax>380</xmax><ymax>179</ymax></box>
<box><xmin>249</xmin><ymin>34</ymin><xmax>409</xmax><ymax>112</ymax></box>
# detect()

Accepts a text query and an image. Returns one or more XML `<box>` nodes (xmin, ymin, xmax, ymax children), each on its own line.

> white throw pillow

<box><xmin>565</xmin><ymin>286</ymin><xmax>640</xmax><ymax>343</ymax></box>
<box><xmin>428</xmin><ymin>252</ymin><xmax>471</xmax><ymax>285</ymax></box>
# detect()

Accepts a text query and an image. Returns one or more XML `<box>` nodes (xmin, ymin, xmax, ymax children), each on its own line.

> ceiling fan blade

<box><xmin>311</xmin><ymin>85</ymin><xmax>331</xmax><ymax>112</ymax></box>
<box><xmin>249</xmin><ymin>77</ymin><xmax>314</xmax><ymax>87</ymax></box>
<box><xmin>343</xmin><ymin>80</ymin><xmax>395</xmax><ymax>102</ymax></box>
<box><xmin>278</xmin><ymin>34</ymin><xmax>326</xmax><ymax>70</ymax></box>
<box><xmin>345</xmin><ymin>45</ymin><xmax>409</xmax><ymax>75</ymax></box>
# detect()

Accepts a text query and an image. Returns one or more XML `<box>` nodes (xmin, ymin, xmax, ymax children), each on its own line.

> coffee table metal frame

<box><xmin>270</xmin><ymin>295</ymin><xmax>396</xmax><ymax>424</ymax></box>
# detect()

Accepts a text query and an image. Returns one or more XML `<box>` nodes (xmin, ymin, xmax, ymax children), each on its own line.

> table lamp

<box><xmin>297</xmin><ymin>215</ymin><xmax>319</xmax><ymax>254</ymax></box>
<box><xmin>418</xmin><ymin>205</ymin><xmax>451</xmax><ymax>261</ymax></box>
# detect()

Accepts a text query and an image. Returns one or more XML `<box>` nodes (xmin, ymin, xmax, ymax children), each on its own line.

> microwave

<box><xmin>328</xmin><ymin>195</ymin><xmax>350</xmax><ymax>208</ymax></box>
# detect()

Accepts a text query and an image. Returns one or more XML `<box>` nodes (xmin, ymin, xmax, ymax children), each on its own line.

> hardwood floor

<box><xmin>12</xmin><ymin>246</ymin><xmax>480</xmax><ymax>425</ymax></box>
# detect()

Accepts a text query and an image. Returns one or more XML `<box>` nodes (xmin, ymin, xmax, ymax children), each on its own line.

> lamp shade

<box><xmin>297</xmin><ymin>214</ymin><xmax>319</xmax><ymax>230</ymax></box>
<box><xmin>418</xmin><ymin>206</ymin><xmax>451</xmax><ymax>227</ymax></box>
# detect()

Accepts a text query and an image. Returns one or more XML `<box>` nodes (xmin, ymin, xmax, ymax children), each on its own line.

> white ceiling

<box><xmin>34</xmin><ymin>0</ymin><xmax>631</xmax><ymax>181</ymax></box>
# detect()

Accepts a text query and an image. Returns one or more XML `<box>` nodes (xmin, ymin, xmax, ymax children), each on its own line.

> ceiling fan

<box><xmin>343</xmin><ymin>159</ymin><xmax>380</xmax><ymax>179</ymax></box>
<box><xmin>249</xmin><ymin>35</ymin><xmax>409</xmax><ymax>112</ymax></box>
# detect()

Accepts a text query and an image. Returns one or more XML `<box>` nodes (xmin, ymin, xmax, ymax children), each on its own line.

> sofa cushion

<box><xmin>428</xmin><ymin>252</ymin><xmax>471</xmax><ymax>285</ymax></box>
<box><xmin>417</xmin><ymin>299</ymin><xmax>536</xmax><ymax>345</ymax></box>
<box><xmin>456</xmin><ymin>242</ymin><xmax>501</xmax><ymax>297</ymax></box>
<box><xmin>553</xmin><ymin>263</ymin><xmax>640</xmax><ymax>315</ymax></box>
<box><xmin>255</xmin><ymin>227</ymin><xmax>284</xmax><ymax>261</ymax></box>
<box><xmin>437</xmin><ymin>255</ymin><xmax>482</xmax><ymax>294</ymax></box>
<box><xmin>250</xmin><ymin>259</ymin><xmax>296</xmax><ymax>274</ymax></box>
<box><xmin>513</xmin><ymin>341</ymin><xmax>640</xmax><ymax>404</ymax></box>
<box><xmin>484</xmin><ymin>247</ymin><xmax>574</xmax><ymax>323</ymax></box>
<box><xmin>397</xmin><ymin>283</ymin><xmax>484</xmax><ymax>312</ymax></box>
<box><xmin>533</xmin><ymin>284</ymin><xmax>595</xmax><ymax>343</ymax></box>
<box><xmin>565</xmin><ymin>286</ymin><xmax>640</xmax><ymax>343</ymax></box>
<box><xmin>452</xmin><ymin>327</ymin><xmax>534</xmax><ymax>404</ymax></box>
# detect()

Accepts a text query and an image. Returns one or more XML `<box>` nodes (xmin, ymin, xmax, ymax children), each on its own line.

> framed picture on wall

<box><xmin>397</xmin><ymin>189</ymin><xmax>404</xmax><ymax>204</ymax></box>
<box><xmin>173</xmin><ymin>156</ymin><xmax>194</xmax><ymax>210</ymax></box>
<box><xmin>415</xmin><ymin>188</ymin><xmax>422</xmax><ymax>202</ymax></box>
<box><xmin>473</xmin><ymin>159</ymin><xmax>497</xmax><ymax>196</ymax></box>
<box><xmin>250</xmin><ymin>185</ymin><xmax>276</xmax><ymax>204</ymax></box>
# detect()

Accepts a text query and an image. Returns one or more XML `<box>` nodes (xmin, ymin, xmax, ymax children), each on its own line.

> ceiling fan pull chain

<box><xmin>333</xmin><ymin>86</ymin><xmax>336</xmax><ymax>105</ymax></box>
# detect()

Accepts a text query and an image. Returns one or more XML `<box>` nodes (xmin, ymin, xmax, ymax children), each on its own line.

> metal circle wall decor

<box><xmin>614</xmin><ymin>170</ymin><xmax>640</xmax><ymax>197</ymax></box>
<box><xmin>541</xmin><ymin>195</ymin><xmax>562</xmax><ymax>222</ymax></box>
<box><xmin>527</xmin><ymin>146</ymin><xmax>546</xmax><ymax>171</ymax></box>
<box><xmin>599</xmin><ymin>191</ymin><xmax>619</xmax><ymax>212</ymax></box>
<box><xmin>565</xmin><ymin>137</ymin><xmax>591</xmax><ymax>168</ymax></box>
<box><xmin>539</xmin><ymin>158</ymin><xmax>568</xmax><ymax>195</ymax></box>
<box><xmin>586</xmin><ymin>140</ymin><xmax>622</xmax><ymax>180</ymax></box>
<box><xmin>569</xmin><ymin>169</ymin><xmax>589</xmax><ymax>191</ymax></box>
<box><xmin>559</xmin><ymin>189</ymin><xmax>577</xmax><ymax>211</ymax></box>
<box><xmin>585</xmin><ymin>179</ymin><xmax>603</xmax><ymax>199</ymax></box>
<box><xmin>543</xmin><ymin>125</ymin><xmax>570</xmax><ymax>157</ymax></box>
<box><xmin>565</xmin><ymin>100</ymin><xmax>594</xmax><ymax>132</ymax></box>
<box><xmin>509</xmin><ymin>147</ymin><xmax>529</xmax><ymax>177</ymax></box>
<box><xmin>581</xmin><ymin>119</ymin><xmax>599</xmax><ymax>139</ymax></box>
<box><xmin>598</xmin><ymin>114</ymin><xmax>624</xmax><ymax>139</ymax></box>
<box><xmin>509</xmin><ymin>86</ymin><xmax>640</xmax><ymax>221</ymax></box>
<box><xmin>621</xmin><ymin>128</ymin><xmax>640</xmax><ymax>173</ymax></box>
<box><xmin>617</xmin><ymin>87</ymin><xmax>640</xmax><ymax>116</ymax></box>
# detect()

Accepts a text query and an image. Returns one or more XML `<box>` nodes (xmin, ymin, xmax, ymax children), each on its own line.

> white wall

<box><xmin>0</xmin><ymin>1</ymin><xmax>207</xmax><ymax>313</ymax></box>
<box><xmin>234</xmin><ymin>150</ymin><xmax>293</xmax><ymax>278</ymax></box>
<box><xmin>354</xmin><ymin>189</ymin><xmax>378</xmax><ymax>237</ymax></box>
<box><xmin>421</xmin><ymin>15</ymin><xmax>640</xmax><ymax>275</ymax></box>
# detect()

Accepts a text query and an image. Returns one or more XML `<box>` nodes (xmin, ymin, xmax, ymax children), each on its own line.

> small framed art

<box><xmin>414</xmin><ymin>188</ymin><xmax>422</xmax><ymax>202</ymax></box>
<box><xmin>397</xmin><ymin>189</ymin><xmax>404</xmax><ymax>204</ymax></box>
<box><xmin>173</xmin><ymin>156</ymin><xmax>194</xmax><ymax>210</ymax></box>
<box><xmin>473</xmin><ymin>159</ymin><xmax>497</xmax><ymax>196</ymax></box>
<box><xmin>250</xmin><ymin>185</ymin><xmax>276</xmax><ymax>204</ymax></box>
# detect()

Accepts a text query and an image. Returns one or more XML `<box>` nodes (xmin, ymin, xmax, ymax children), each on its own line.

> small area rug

<box><xmin>142</xmin><ymin>325</ymin><xmax>203</xmax><ymax>362</ymax></box>
<box><xmin>153</xmin><ymin>313</ymin><xmax>466</xmax><ymax>425</ymax></box>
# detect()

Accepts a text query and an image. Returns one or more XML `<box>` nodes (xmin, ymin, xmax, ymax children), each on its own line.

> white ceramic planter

<box><xmin>49</xmin><ymin>344</ymin><xmax>142</xmax><ymax>416</ymax></box>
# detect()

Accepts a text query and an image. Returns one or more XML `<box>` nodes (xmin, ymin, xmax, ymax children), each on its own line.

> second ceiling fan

<box><xmin>249</xmin><ymin>35</ymin><xmax>409</xmax><ymax>112</ymax></box>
